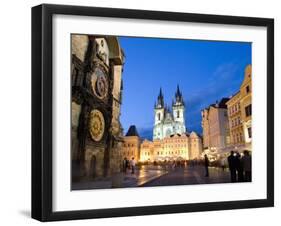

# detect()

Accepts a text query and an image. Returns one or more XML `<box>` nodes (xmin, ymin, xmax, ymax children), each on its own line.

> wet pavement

<box><xmin>141</xmin><ymin>165</ymin><xmax>231</xmax><ymax>187</ymax></box>
<box><xmin>72</xmin><ymin>165</ymin><xmax>232</xmax><ymax>190</ymax></box>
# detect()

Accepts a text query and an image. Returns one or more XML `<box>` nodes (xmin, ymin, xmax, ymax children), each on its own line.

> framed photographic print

<box><xmin>31</xmin><ymin>4</ymin><xmax>274</xmax><ymax>221</ymax></box>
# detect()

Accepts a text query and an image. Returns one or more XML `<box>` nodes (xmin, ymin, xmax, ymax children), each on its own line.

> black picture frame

<box><xmin>32</xmin><ymin>4</ymin><xmax>274</xmax><ymax>222</ymax></box>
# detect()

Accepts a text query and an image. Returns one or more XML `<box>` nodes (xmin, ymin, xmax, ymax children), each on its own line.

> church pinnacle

<box><xmin>156</xmin><ymin>87</ymin><xmax>164</xmax><ymax>108</ymax></box>
<box><xmin>174</xmin><ymin>84</ymin><xmax>184</xmax><ymax>106</ymax></box>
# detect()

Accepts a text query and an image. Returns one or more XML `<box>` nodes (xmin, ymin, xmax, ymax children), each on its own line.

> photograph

<box><xmin>71</xmin><ymin>34</ymin><xmax>252</xmax><ymax>190</ymax></box>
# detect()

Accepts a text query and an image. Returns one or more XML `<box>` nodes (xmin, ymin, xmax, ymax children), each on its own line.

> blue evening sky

<box><xmin>119</xmin><ymin>37</ymin><xmax>251</xmax><ymax>140</ymax></box>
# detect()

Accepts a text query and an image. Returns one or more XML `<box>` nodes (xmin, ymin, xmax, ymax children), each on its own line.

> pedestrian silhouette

<box><xmin>204</xmin><ymin>154</ymin><xmax>209</xmax><ymax>177</ymax></box>
<box><xmin>130</xmin><ymin>157</ymin><xmax>136</xmax><ymax>174</ymax></box>
<box><xmin>123</xmin><ymin>157</ymin><xmax>127</xmax><ymax>173</ymax></box>
<box><xmin>235</xmin><ymin>152</ymin><xmax>244</xmax><ymax>182</ymax></box>
<box><xmin>241</xmin><ymin>150</ymin><xmax>252</xmax><ymax>182</ymax></box>
<box><xmin>228</xmin><ymin>151</ymin><xmax>237</xmax><ymax>182</ymax></box>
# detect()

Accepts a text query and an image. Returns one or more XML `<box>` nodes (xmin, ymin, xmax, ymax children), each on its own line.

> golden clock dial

<box><xmin>89</xmin><ymin>109</ymin><xmax>105</xmax><ymax>142</ymax></box>
<box><xmin>91</xmin><ymin>68</ymin><xmax>108</xmax><ymax>99</ymax></box>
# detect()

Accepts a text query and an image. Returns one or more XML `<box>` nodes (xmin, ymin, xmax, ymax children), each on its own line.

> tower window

<box><xmin>177</xmin><ymin>110</ymin><xmax>180</xmax><ymax>118</ymax></box>
<box><xmin>158</xmin><ymin>113</ymin><xmax>160</xmax><ymax>120</ymax></box>
<box><xmin>245</xmin><ymin>104</ymin><xmax>252</xmax><ymax>117</ymax></box>
<box><xmin>248</xmin><ymin>127</ymin><xmax>252</xmax><ymax>138</ymax></box>
<box><xmin>246</xmin><ymin>85</ymin><xmax>250</xmax><ymax>93</ymax></box>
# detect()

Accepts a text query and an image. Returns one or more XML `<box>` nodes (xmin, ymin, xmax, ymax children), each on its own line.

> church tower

<box><xmin>153</xmin><ymin>88</ymin><xmax>165</xmax><ymax>140</ymax></box>
<box><xmin>154</xmin><ymin>88</ymin><xmax>165</xmax><ymax>125</ymax></box>
<box><xmin>172</xmin><ymin>85</ymin><xmax>186</xmax><ymax>133</ymax></box>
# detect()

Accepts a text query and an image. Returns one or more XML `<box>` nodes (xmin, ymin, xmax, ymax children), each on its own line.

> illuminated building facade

<box><xmin>201</xmin><ymin>98</ymin><xmax>230</xmax><ymax>153</ymax></box>
<box><xmin>153</xmin><ymin>86</ymin><xmax>186</xmax><ymax>140</ymax></box>
<box><xmin>122</xmin><ymin>125</ymin><xmax>141</xmax><ymax>162</ymax></box>
<box><xmin>71</xmin><ymin>35</ymin><xmax>125</xmax><ymax>178</ymax></box>
<box><xmin>226</xmin><ymin>64</ymin><xmax>252</xmax><ymax>151</ymax></box>
<box><xmin>140</xmin><ymin>132</ymin><xmax>202</xmax><ymax>162</ymax></box>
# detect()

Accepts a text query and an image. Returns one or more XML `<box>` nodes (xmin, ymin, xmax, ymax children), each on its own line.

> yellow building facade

<box><xmin>140</xmin><ymin>132</ymin><xmax>202</xmax><ymax>162</ymax></box>
<box><xmin>121</xmin><ymin>126</ymin><xmax>141</xmax><ymax>162</ymax></box>
<box><xmin>226</xmin><ymin>92</ymin><xmax>244</xmax><ymax>146</ymax></box>
<box><xmin>240</xmin><ymin>65</ymin><xmax>252</xmax><ymax>145</ymax></box>
<box><xmin>226</xmin><ymin>64</ymin><xmax>252</xmax><ymax>151</ymax></box>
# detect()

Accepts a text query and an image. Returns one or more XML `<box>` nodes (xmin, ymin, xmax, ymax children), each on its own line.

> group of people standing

<box><xmin>203</xmin><ymin>150</ymin><xmax>252</xmax><ymax>183</ymax></box>
<box><xmin>228</xmin><ymin>150</ymin><xmax>252</xmax><ymax>182</ymax></box>
<box><xmin>122</xmin><ymin>157</ymin><xmax>136</xmax><ymax>174</ymax></box>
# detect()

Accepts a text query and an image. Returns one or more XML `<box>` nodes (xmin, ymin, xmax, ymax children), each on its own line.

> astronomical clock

<box><xmin>90</xmin><ymin>67</ymin><xmax>109</xmax><ymax>101</ymax></box>
<box><xmin>86</xmin><ymin>59</ymin><xmax>111</xmax><ymax>146</ymax></box>
<box><xmin>71</xmin><ymin>34</ymin><xmax>124</xmax><ymax>178</ymax></box>
<box><xmin>89</xmin><ymin>109</ymin><xmax>105</xmax><ymax>142</ymax></box>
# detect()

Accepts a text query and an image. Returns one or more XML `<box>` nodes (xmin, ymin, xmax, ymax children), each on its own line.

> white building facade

<box><xmin>153</xmin><ymin>86</ymin><xmax>186</xmax><ymax>140</ymax></box>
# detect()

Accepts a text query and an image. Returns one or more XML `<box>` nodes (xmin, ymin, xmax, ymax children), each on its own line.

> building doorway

<box><xmin>90</xmin><ymin>155</ymin><xmax>97</xmax><ymax>178</ymax></box>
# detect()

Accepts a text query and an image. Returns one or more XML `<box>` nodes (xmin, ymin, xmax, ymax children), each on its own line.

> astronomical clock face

<box><xmin>89</xmin><ymin>109</ymin><xmax>105</xmax><ymax>142</ymax></box>
<box><xmin>91</xmin><ymin>67</ymin><xmax>108</xmax><ymax>100</ymax></box>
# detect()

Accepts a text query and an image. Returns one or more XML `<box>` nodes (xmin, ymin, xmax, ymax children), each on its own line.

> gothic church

<box><xmin>153</xmin><ymin>86</ymin><xmax>186</xmax><ymax>140</ymax></box>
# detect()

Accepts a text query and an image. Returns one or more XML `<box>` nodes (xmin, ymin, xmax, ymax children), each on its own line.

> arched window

<box><xmin>177</xmin><ymin>110</ymin><xmax>180</xmax><ymax>118</ymax></box>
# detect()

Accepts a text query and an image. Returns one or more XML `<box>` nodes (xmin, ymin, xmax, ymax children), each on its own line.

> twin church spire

<box><xmin>153</xmin><ymin>85</ymin><xmax>186</xmax><ymax>140</ymax></box>
<box><xmin>155</xmin><ymin>85</ymin><xmax>184</xmax><ymax>109</ymax></box>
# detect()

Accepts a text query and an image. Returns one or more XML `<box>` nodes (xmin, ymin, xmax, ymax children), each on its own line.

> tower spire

<box><xmin>176</xmin><ymin>84</ymin><xmax>181</xmax><ymax>96</ymax></box>
<box><xmin>156</xmin><ymin>87</ymin><xmax>164</xmax><ymax>108</ymax></box>
<box><xmin>159</xmin><ymin>87</ymin><xmax>163</xmax><ymax>97</ymax></box>
<box><xmin>174</xmin><ymin>85</ymin><xmax>184</xmax><ymax>106</ymax></box>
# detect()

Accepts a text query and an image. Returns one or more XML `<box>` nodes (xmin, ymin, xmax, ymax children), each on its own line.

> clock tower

<box><xmin>71</xmin><ymin>35</ymin><xmax>125</xmax><ymax>179</ymax></box>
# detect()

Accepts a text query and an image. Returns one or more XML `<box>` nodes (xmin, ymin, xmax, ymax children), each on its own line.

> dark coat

<box><xmin>228</xmin><ymin>155</ymin><xmax>236</xmax><ymax>170</ymax></box>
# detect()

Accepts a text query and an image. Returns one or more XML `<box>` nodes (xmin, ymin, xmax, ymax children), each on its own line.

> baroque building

<box><xmin>138</xmin><ymin>87</ymin><xmax>202</xmax><ymax>162</ymax></box>
<box><xmin>226</xmin><ymin>64</ymin><xmax>252</xmax><ymax>152</ymax></box>
<box><xmin>201</xmin><ymin>98</ymin><xmax>230</xmax><ymax>153</ymax></box>
<box><xmin>71</xmin><ymin>35</ymin><xmax>125</xmax><ymax>180</ymax></box>
<box><xmin>140</xmin><ymin>132</ymin><xmax>202</xmax><ymax>162</ymax></box>
<box><xmin>153</xmin><ymin>86</ymin><xmax>186</xmax><ymax>140</ymax></box>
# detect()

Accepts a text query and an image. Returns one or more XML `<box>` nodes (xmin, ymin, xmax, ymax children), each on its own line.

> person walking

<box><xmin>125</xmin><ymin>158</ymin><xmax>129</xmax><ymax>173</ymax></box>
<box><xmin>123</xmin><ymin>157</ymin><xmax>127</xmax><ymax>173</ymax></box>
<box><xmin>204</xmin><ymin>154</ymin><xmax>209</xmax><ymax>177</ymax></box>
<box><xmin>228</xmin><ymin>151</ymin><xmax>237</xmax><ymax>182</ymax></box>
<box><xmin>130</xmin><ymin>157</ymin><xmax>136</xmax><ymax>174</ymax></box>
<box><xmin>241</xmin><ymin>150</ymin><xmax>252</xmax><ymax>182</ymax></box>
<box><xmin>220</xmin><ymin>157</ymin><xmax>226</xmax><ymax>171</ymax></box>
<box><xmin>235</xmin><ymin>152</ymin><xmax>244</xmax><ymax>182</ymax></box>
